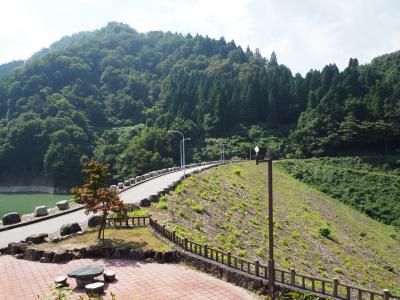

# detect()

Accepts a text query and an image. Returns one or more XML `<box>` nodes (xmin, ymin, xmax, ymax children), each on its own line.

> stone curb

<box><xmin>0</xmin><ymin>165</ymin><xmax>184</xmax><ymax>232</ymax></box>
<box><xmin>0</xmin><ymin>161</ymin><xmax>234</xmax><ymax>232</ymax></box>
<box><xmin>0</xmin><ymin>205</ymin><xmax>85</xmax><ymax>233</ymax></box>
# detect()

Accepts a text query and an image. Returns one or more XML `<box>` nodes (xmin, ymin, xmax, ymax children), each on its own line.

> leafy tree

<box><xmin>71</xmin><ymin>160</ymin><xmax>126</xmax><ymax>241</ymax></box>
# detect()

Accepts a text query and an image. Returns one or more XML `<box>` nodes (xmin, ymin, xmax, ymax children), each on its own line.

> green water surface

<box><xmin>0</xmin><ymin>193</ymin><xmax>71</xmax><ymax>217</ymax></box>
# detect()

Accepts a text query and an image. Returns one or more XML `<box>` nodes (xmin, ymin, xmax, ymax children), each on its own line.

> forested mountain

<box><xmin>0</xmin><ymin>60</ymin><xmax>24</xmax><ymax>78</ymax></box>
<box><xmin>287</xmin><ymin>53</ymin><xmax>400</xmax><ymax>157</ymax></box>
<box><xmin>0</xmin><ymin>22</ymin><xmax>399</xmax><ymax>187</ymax></box>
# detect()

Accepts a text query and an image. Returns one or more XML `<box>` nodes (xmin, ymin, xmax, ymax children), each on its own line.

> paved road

<box><xmin>0</xmin><ymin>164</ymin><xmax>216</xmax><ymax>248</ymax></box>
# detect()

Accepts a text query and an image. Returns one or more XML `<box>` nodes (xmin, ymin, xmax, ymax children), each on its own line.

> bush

<box><xmin>194</xmin><ymin>218</ymin><xmax>202</xmax><ymax>230</ymax></box>
<box><xmin>156</xmin><ymin>202</ymin><xmax>168</xmax><ymax>210</ymax></box>
<box><xmin>334</xmin><ymin>267</ymin><xmax>344</xmax><ymax>274</ymax></box>
<box><xmin>177</xmin><ymin>210</ymin><xmax>187</xmax><ymax>218</ymax></box>
<box><xmin>319</xmin><ymin>227</ymin><xmax>331</xmax><ymax>238</ymax></box>
<box><xmin>175</xmin><ymin>183</ymin><xmax>186</xmax><ymax>195</ymax></box>
<box><xmin>185</xmin><ymin>198</ymin><xmax>205</xmax><ymax>213</ymax></box>
<box><xmin>128</xmin><ymin>209</ymin><xmax>150</xmax><ymax>217</ymax></box>
<box><xmin>232</xmin><ymin>167</ymin><xmax>241</xmax><ymax>176</ymax></box>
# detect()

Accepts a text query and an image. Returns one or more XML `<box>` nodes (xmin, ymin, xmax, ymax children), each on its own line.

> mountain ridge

<box><xmin>0</xmin><ymin>22</ymin><xmax>399</xmax><ymax>186</ymax></box>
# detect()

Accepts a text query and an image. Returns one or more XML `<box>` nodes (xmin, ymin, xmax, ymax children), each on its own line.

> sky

<box><xmin>1</xmin><ymin>0</ymin><xmax>399</xmax><ymax>75</ymax></box>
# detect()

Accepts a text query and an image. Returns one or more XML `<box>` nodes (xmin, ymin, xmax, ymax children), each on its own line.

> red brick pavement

<box><xmin>0</xmin><ymin>255</ymin><xmax>259</xmax><ymax>300</ymax></box>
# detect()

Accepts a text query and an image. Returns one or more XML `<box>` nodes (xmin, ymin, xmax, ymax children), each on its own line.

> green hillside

<box><xmin>278</xmin><ymin>156</ymin><xmax>400</xmax><ymax>227</ymax></box>
<box><xmin>149</xmin><ymin>161</ymin><xmax>400</xmax><ymax>294</ymax></box>
<box><xmin>0</xmin><ymin>22</ymin><xmax>399</xmax><ymax>187</ymax></box>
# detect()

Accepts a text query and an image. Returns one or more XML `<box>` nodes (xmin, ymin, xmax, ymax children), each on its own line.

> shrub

<box><xmin>383</xmin><ymin>264</ymin><xmax>395</xmax><ymax>273</ymax></box>
<box><xmin>128</xmin><ymin>209</ymin><xmax>150</xmax><ymax>217</ymax></box>
<box><xmin>319</xmin><ymin>227</ymin><xmax>331</xmax><ymax>238</ymax></box>
<box><xmin>177</xmin><ymin>210</ymin><xmax>187</xmax><ymax>218</ymax></box>
<box><xmin>175</xmin><ymin>184</ymin><xmax>185</xmax><ymax>195</ymax></box>
<box><xmin>156</xmin><ymin>202</ymin><xmax>168</xmax><ymax>210</ymax></box>
<box><xmin>232</xmin><ymin>167</ymin><xmax>241</xmax><ymax>176</ymax></box>
<box><xmin>185</xmin><ymin>198</ymin><xmax>205</xmax><ymax>213</ymax></box>
<box><xmin>334</xmin><ymin>267</ymin><xmax>344</xmax><ymax>274</ymax></box>
<box><xmin>194</xmin><ymin>218</ymin><xmax>202</xmax><ymax>230</ymax></box>
<box><xmin>237</xmin><ymin>249</ymin><xmax>248</xmax><ymax>257</ymax></box>
<box><xmin>192</xmin><ymin>204</ymin><xmax>205</xmax><ymax>213</ymax></box>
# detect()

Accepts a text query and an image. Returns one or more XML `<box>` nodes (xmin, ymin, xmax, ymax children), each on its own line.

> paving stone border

<box><xmin>0</xmin><ymin>241</ymin><xmax>180</xmax><ymax>264</ymax></box>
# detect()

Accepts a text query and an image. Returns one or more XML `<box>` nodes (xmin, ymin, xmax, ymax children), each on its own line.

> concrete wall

<box><xmin>0</xmin><ymin>186</ymin><xmax>55</xmax><ymax>194</ymax></box>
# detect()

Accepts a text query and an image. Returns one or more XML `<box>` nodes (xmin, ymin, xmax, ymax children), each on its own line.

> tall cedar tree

<box><xmin>71</xmin><ymin>160</ymin><xmax>126</xmax><ymax>242</ymax></box>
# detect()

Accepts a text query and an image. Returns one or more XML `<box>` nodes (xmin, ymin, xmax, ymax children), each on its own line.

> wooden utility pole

<box><xmin>267</xmin><ymin>158</ymin><xmax>275</xmax><ymax>298</ymax></box>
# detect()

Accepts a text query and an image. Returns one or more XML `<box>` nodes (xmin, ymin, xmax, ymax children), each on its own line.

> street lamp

<box><xmin>254</xmin><ymin>146</ymin><xmax>260</xmax><ymax>164</ymax></box>
<box><xmin>249</xmin><ymin>146</ymin><xmax>252</xmax><ymax>160</ymax></box>
<box><xmin>220</xmin><ymin>144</ymin><xmax>228</xmax><ymax>162</ymax></box>
<box><xmin>168</xmin><ymin>130</ymin><xmax>189</xmax><ymax>177</ymax></box>
<box><xmin>180</xmin><ymin>138</ymin><xmax>191</xmax><ymax>176</ymax></box>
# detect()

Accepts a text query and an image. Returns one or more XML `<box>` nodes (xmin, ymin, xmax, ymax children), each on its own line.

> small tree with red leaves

<box><xmin>71</xmin><ymin>160</ymin><xmax>126</xmax><ymax>242</ymax></box>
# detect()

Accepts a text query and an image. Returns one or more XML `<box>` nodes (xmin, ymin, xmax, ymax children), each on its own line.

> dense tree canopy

<box><xmin>0</xmin><ymin>22</ymin><xmax>398</xmax><ymax>187</ymax></box>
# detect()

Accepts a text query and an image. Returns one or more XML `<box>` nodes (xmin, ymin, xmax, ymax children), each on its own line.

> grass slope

<box><xmin>0</xmin><ymin>193</ymin><xmax>70</xmax><ymax>216</ymax></box>
<box><xmin>149</xmin><ymin>161</ymin><xmax>400</xmax><ymax>294</ymax></box>
<box><xmin>277</xmin><ymin>156</ymin><xmax>400</xmax><ymax>226</ymax></box>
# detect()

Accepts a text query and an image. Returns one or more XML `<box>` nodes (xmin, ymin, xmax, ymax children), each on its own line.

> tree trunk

<box><xmin>98</xmin><ymin>213</ymin><xmax>107</xmax><ymax>243</ymax></box>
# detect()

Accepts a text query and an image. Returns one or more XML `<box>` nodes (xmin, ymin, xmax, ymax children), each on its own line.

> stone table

<box><xmin>68</xmin><ymin>265</ymin><xmax>104</xmax><ymax>288</ymax></box>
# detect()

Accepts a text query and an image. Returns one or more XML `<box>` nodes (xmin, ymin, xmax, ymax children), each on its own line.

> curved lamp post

<box><xmin>168</xmin><ymin>130</ymin><xmax>189</xmax><ymax>177</ymax></box>
<box><xmin>220</xmin><ymin>143</ymin><xmax>228</xmax><ymax>162</ymax></box>
<box><xmin>180</xmin><ymin>138</ymin><xmax>191</xmax><ymax>176</ymax></box>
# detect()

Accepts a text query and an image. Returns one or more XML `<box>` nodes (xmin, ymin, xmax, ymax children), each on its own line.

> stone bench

<box><xmin>54</xmin><ymin>275</ymin><xmax>68</xmax><ymax>286</ymax></box>
<box><xmin>85</xmin><ymin>282</ymin><xmax>104</xmax><ymax>296</ymax></box>
<box><xmin>103</xmin><ymin>270</ymin><xmax>116</xmax><ymax>282</ymax></box>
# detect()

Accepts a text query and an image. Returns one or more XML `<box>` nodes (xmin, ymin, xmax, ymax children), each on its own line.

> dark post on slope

<box><xmin>267</xmin><ymin>158</ymin><xmax>275</xmax><ymax>298</ymax></box>
<box><xmin>257</xmin><ymin>156</ymin><xmax>275</xmax><ymax>296</ymax></box>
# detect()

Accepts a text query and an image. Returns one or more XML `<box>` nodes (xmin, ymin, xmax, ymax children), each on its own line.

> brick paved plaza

<box><xmin>0</xmin><ymin>255</ymin><xmax>258</xmax><ymax>299</ymax></box>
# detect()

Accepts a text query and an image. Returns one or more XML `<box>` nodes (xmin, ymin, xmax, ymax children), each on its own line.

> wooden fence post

<box><xmin>227</xmin><ymin>251</ymin><xmax>231</xmax><ymax>266</ymax></box>
<box><xmin>333</xmin><ymin>278</ymin><xmax>339</xmax><ymax>298</ymax></box>
<box><xmin>162</xmin><ymin>225</ymin><xmax>166</xmax><ymax>236</ymax></box>
<box><xmin>184</xmin><ymin>237</ymin><xmax>188</xmax><ymax>251</ymax></box>
<box><xmin>172</xmin><ymin>230</ymin><xmax>176</xmax><ymax>243</ymax></box>
<box><xmin>290</xmin><ymin>269</ymin><xmax>296</xmax><ymax>286</ymax></box>
<box><xmin>255</xmin><ymin>260</ymin><xmax>260</xmax><ymax>277</ymax></box>
<box><xmin>383</xmin><ymin>289</ymin><xmax>390</xmax><ymax>300</ymax></box>
<box><xmin>153</xmin><ymin>219</ymin><xmax>158</xmax><ymax>230</ymax></box>
<box><xmin>204</xmin><ymin>244</ymin><xmax>208</xmax><ymax>258</ymax></box>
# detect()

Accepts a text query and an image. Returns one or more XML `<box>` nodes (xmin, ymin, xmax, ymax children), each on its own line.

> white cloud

<box><xmin>0</xmin><ymin>0</ymin><xmax>399</xmax><ymax>75</ymax></box>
